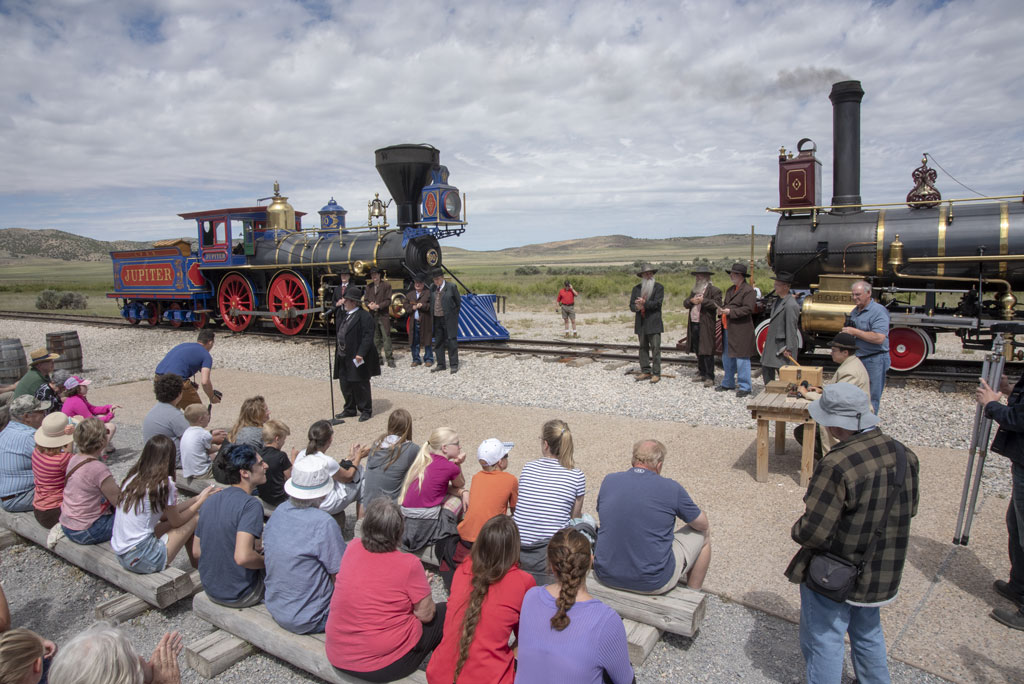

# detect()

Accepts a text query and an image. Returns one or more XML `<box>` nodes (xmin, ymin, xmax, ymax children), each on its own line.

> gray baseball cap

<box><xmin>9</xmin><ymin>394</ymin><xmax>46</xmax><ymax>416</ymax></box>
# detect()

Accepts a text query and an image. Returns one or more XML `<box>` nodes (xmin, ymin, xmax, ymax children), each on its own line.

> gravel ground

<box><xmin>0</xmin><ymin>317</ymin><xmax>981</xmax><ymax>682</ymax></box>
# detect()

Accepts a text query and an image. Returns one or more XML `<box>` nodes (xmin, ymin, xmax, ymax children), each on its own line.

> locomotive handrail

<box><xmin>766</xmin><ymin>193</ymin><xmax>1024</xmax><ymax>213</ymax></box>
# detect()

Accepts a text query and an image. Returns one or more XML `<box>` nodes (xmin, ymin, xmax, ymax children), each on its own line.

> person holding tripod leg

<box><xmin>977</xmin><ymin>373</ymin><xmax>1024</xmax><ymax>631</ymax></box>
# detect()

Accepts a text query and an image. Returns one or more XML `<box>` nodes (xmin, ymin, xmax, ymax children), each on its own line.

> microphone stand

<box><xmin>326</xmin><ymin>295</ymin><xmax>345</xmax><ymax>426</ymax></box>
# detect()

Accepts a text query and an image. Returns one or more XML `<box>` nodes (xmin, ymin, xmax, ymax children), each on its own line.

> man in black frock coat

<box><xmin>333</xmin><ymin>286</ymin><xmax>381</xmax><ymax>422</ymax></box>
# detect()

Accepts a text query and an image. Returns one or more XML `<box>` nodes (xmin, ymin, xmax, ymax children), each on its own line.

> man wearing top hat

<box><xmin>785</xmin><ymin>382</ymin><xmax>919</xmax><ymax>683</ymax></box>
<box><xmin>406</xmin><ymin>274</ymin><xmax>434</xmax><ymax>368</ymax></box>
<box><xmin>630</xmin><ymin>264</ymin><xmax>665</xmax><ymax>383</ymax></box>
<box><xmin>364</xmin><ymin>266</ymin><xmax>396</xmax><ymax>369</ymax></box>
<box><xmin>334</xmin><ymin>286</ymin><xmax>381</xmax><ymax>422</ymax></box>
<box><xmin>682</xmin><ymin>265</ymin><xmax>722</xmax><ymax>387</ymax></box>
<box><xmin>12</xmin><ymin>348</ymin><xmax>60</xmax><ymax>401</ymax></box>
<box><xmin>760</xmin><ymin>272</ymin><xmax>801</xmax><ymax>385</ymax></box>
<box><xmin>716</xmin><ymin>263</ymin><xmax>757</xmax><ymax>397</ymax></box>
<box><xmin>430</xmin><ymin>267</ymin><xmax>461</xmax><ymax>374</ymax></box>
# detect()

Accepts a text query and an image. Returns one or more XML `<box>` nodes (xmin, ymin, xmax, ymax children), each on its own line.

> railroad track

<box><xmin>0</xmin><ymin>310</ymin><xmax>1011</xmax><ymax>383</ymax></box>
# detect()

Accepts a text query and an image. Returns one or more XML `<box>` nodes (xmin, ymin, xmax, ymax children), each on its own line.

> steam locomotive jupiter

<box><xmin>107</xmin><ymin>144</ymin><xmax>509</xmax><ymax>340</ymax></box>
<box><xmin>764</xmin><ymin>80</ymin><xmax>1024</xmax><ymax>370</ymax></box>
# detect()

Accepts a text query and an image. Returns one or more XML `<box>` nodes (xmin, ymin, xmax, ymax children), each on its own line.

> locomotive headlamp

<box><xmin>442</xmin><ymin>191</ymin><xmax>461</xmax><ymax>219</ymax></box>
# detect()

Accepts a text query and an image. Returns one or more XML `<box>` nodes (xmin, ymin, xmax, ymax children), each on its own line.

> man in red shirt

<box><xmin>556</xmin><ymin>280</ymin><xmax>579</xmax><ymax>338</ymax></box>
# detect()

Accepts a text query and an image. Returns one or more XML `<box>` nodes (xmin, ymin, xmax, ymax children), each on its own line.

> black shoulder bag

<box><xmin>806</xmin><ymin>441</ymin><xmax>907</xmax><ymax>603</ymax></box>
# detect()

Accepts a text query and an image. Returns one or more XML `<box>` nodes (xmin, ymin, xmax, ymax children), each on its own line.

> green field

<box><xmin>0</xmin><ymin>238</ymin><xmax>774</xmax><ymax>316</ymax></box>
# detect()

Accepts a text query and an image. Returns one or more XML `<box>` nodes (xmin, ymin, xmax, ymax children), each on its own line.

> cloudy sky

<box><xmin>2</xmin><ymin>0</ymin><xmax>1022</xmax><ymax>250</ymax></box>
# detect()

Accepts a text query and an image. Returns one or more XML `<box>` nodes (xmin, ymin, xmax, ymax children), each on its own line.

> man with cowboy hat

<box><xmin>716</xmin><ymin>263</ymin><xmax>757</xmax><ymax>397</ymax></box>
<box><xmin>364</xmin><ymin>266</ymin><xmax>396</xmax><ymax>369</ymax></box>
<box><xmin>430</xmin><ymin>267</ymin><xmax>461</xmax><ymax>374</ymax></box>
<box><xmin>785</xmin><ymin>382</ymin><xmax>919</xmax><ymax>683</ymax></box>
<box><xmin>760</xmin><ymin>271</ymin><xmax>802</xmax><ymax>385</ymax></box>
<box><xmin>795</xmin><ymin>332</ymin><xmax>871</xmax><ymax>457</ymax></box>
<box><xmin>263</xmin><ymin>457</ymin><xmax>347</xmax><ymax>634</ymax></box>
<box><xmin>12</xmin><ymin>348</ymin><xmax>61</xmax><ymax>401</ymax></box>
<box><xmin>334</xmin><ymin>285</ymin><xmax>381</xmax><ymax>422</ymax></box>
<box><xmin>682</xmin><ymin>264</ymin><xmax>722</xmax><ymax>387</ymax></box>
<box><xmin>630</xmin><ymin>264</ymin><xmax>665</xmax><ymax>383</ymax></box>
<box><xmin>0</xmin><ymin>395</ymin><xmax>48</xmax><ymax>512</ymax></box>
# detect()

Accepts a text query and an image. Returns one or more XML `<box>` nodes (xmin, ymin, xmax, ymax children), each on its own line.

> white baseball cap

<box><xmin>477</xmin><ymin>438</ymin><xmax>514</xmax><ymax>466</ymax></box>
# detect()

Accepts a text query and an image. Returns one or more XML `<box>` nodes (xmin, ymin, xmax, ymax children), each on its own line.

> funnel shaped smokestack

<box><xmin>375</xmin><ymin>144</ymin><xmax>440</xmax><ymax>227</ymax></box>
<box><xmin>829</xmin><ymin>80</ymin><xmax>864</xmax><ymax>212</ymax></box>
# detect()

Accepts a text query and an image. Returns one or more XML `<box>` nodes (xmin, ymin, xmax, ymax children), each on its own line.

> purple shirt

<box><xmin>401</xmin><ymin>454</ymin><xmax>461</xmax><ymax>508</ymax></box>
<box><xmin>514</xmin><ymin>586</ymin><xmax>633</xmax><ymax>684</ymax></box>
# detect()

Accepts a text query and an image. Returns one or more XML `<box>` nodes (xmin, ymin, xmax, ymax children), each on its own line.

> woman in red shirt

<box><xmin>556</xmin><ymin>281</ymin><xmax>579</xmax><ymax>337</ymax></box>
<box><xmin>427</xmin><ymin>515</ymin><xmax>535</xmax><ymax>684</ymax></box>
<box><xmin>326</xmin><ymin>497</ymin><xmax>447</xmax><ymax>682</ymax></box>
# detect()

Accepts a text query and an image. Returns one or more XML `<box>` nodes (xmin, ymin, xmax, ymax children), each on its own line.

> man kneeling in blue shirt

<box><xmin>593</xmin><ymin>439</ymin><xmax>711</xmax><ymax>593</ymax></box>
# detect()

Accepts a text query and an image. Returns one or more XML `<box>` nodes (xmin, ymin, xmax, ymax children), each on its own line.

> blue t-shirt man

<box><xmin>594</xmin><ymin>465</ymin><xmax>704</xmax><ymax>593</ymax></box>
<box><xmin>155</xmin><ymin>342</ymin><xmax>213</xmax><ymax>378</ymax></box>
<box><xmin>843</xmin><ymin>285</ymin><xmax>891</xmax><ymax>414</ymax></box>
<box><xmin>263</xmin><ymin>500</ymin><xmax>347</xmax><ymax>633</ymax></box>
<box><xmin>195</xmin><ymin>486</ymin><xmax>265</xmax><ymax>605</ymax></box>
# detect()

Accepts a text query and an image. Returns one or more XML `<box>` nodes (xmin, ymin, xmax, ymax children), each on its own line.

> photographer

<box><xmin>977</xmin><ymin>374</ymin><xmax>1024</xmax><ymax>631</ymax></box>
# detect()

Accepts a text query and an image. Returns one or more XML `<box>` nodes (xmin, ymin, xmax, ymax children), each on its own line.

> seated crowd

<box><xmin>0</xmin><ymin>359</ymin><xmax>722</xmax><ymax>684</ymax></box>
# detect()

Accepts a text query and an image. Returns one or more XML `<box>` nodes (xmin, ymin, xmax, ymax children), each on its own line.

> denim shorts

<box><xmin>62</xmin><ymin>512</ymin><xmax>115</xmax><ymax>545</ymax></box>
<box><xmin>116</xmin><ymin>534</ymin><xmax>168</xmax><ymax>574</ymax></box>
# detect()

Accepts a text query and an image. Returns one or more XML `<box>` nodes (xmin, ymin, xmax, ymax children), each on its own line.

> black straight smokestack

<box><xmin>829</xmin><ymin>80</ymin><xmax>864</xmax><ymax>212</ymax></box>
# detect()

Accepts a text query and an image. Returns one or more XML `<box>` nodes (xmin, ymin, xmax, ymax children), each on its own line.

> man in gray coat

<box><xmin>630</xmin><ymin>264</ymin><xmax>665</xmax><ymax>384</ymax></box>
<box><xmin>682</xmin><ymin>265</ymin><xmax>723</xmax><ymax>387</ymax></box>
<box><xmin>761</xmin><ymin>272</ymin><xmax>802</xmax><ymax>384</ymax></box>
<box><xmin>429</xmin><ymin>268</ymin><xmax>461</xmax><ymax>374</ymax></box>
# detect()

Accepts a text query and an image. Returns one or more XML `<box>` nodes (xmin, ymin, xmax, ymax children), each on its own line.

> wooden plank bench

<box><xmin>174</xmin><ymin>471</ymin><xmax>277</xmax><ymax>518</ymax></box>
<box><xmin>0</xmin><ymin>509</ymin><xmax>200</xmax><ymax>609</ymax></box>
<box><xmin>192</xmin><ymin>591</ymin><xmax>427</xmax><ymax>683</ymax></box>
<box><xmin>588</xmin><ymin>574</ymin><xmax>707</xmax><ymax>638</ymax></box>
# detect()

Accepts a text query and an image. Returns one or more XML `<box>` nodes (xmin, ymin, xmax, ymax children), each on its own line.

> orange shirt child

<box><xmin>457</xmin><ymin>439</ymin><xmax>517</xmax><ymax>543</ymax></box>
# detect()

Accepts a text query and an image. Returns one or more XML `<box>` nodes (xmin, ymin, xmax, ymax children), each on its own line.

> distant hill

<box><xmin>0</xmin><ymin>227</ymin><xmax>769</xmax><ymax>264</ymax></box>
<box><xmin>0</xmin><ymin>228</ymin><xmax>165</xmax><ymax>262</ymax></box>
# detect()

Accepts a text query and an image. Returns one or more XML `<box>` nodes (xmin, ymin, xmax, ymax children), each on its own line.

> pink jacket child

<box><xmin>61</xmin><ymin>376</ymin><xmax>118</xmax><ymax>423</ymax></box>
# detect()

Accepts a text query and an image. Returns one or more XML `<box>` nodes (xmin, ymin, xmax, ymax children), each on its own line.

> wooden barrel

<box><xmin>46</xmin><ymin>331</ymin><xmax>83</xmax><ymax>374</ymax></box>
<box><xmin>0</xmin><ymin>339</ymin><xmax>28</xmax><ymax>384</ymax></box>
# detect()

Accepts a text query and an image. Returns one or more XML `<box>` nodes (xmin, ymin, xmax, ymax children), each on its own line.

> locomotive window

<box><xmin>201</xmin><ymin>221</ymin><xmax>215</xmax><ymax>246</ymax></box>
<box><xmin>200</xmin><ymin>219</ymin><xmax>227</xmax><ymax>246</ymax></box>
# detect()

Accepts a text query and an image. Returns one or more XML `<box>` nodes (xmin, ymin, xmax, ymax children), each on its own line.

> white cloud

<box><xmin>0</xmin><ymin>0</ymin><xmax>1021</xmax><ymax>249</ymax></box>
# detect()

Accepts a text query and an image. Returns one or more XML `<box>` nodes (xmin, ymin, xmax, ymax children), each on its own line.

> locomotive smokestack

<box><xmin>829</xmin><ymin>80</ymin><xmax>864</xmax><ymax>212</ymax></box>
<box><xmin>374</xmin><ymin>144</ymin><xmax>441</xmax><ymax>228</ymax></box>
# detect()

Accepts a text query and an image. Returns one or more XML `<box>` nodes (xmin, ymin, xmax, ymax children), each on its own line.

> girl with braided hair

<box><xmin>514</xmin><ymin>528</ymin><xmax>634</xmax><ymax>684</ymax></box>
<box><xmin>426</xmin><ymin>515</ymin><xmax>534</xmax><ymax>683</ymax></box>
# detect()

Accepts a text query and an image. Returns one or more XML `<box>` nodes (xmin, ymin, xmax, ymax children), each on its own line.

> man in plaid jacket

<box><xmin>785</xmin><ymin>383</ymin><xmax>920</xmax><ymax>683</ymax></box>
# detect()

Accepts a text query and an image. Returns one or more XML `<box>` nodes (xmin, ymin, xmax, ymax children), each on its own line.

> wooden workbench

<box><xmin>746</xmin><ymin>391</ymin><xmax>816</xmax><ymax>486</ymax></box>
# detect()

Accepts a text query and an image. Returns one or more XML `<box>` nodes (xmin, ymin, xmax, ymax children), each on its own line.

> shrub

<box><xmin>514</xmin><ymin>265</ymin><xmax>542</xmax><ymax>276</ymax></box>
<box><xmin>35</xmin><ymin>289</ymin><xmax>87</xmax><ymax>310</ymax></box>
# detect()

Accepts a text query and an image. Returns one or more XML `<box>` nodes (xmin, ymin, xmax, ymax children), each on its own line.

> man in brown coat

<box><xmin>363</xmin><ymin>267</ymin><xmax>396</xmax><ymax>368</ymax></box>
<box><xmin>682</xmin><ymin>265</ymin><xmax>723</xmax><ymax>387</ymax></box>
<box><xmin>715</xmin><ymin>262</ymin><xmax>756</xmax><ymax>398</ymax></box>
<box><xmin>405</xmin><ymin>274</ymin><xmax>434</xmax><ymax>367</ymax></box>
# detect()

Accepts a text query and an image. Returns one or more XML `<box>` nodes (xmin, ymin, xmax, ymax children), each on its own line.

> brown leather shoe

<box><xmin>650</xmin><ymin>375</ymin><xmax>661</xmax><ymax>384</ymax></box>
<box><xmin>634</xmin><ymin>373</ymin><xmax>652</xmax><ymax>381</ymax></box>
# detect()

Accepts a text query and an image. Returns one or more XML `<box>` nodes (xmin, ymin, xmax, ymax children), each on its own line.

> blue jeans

<box><xmin>63</xmin><ymin>512</ymin><xmax>115</xmax><ymax>545</ymax></box>
<box><xmin>859</xmin><ymin>353</ymin><xmax>890</xmax><ymax>415</ymax></box>
<box><xmin>1008</xmin><ymin>462</ymin><xmax>1024</xmax><ymax>595</ymax></box>
<box><xmin>0</xmin><ymin>489</ymin><xmax>34</xmax><ymax>513</ymax></box>
<box><xmin>799</xmin><ymin>583</ymin><xmax>891</xmax><ymax>684</ymax></box>
<box><xmin>410</xmin><ymin>319</ymin><xmax>433</xmax><ymax>364</ymax></box>
<box><xmin>721</xmin><ymin>330</ymin><xmax>751</xmax><ymax>391</ymax></box>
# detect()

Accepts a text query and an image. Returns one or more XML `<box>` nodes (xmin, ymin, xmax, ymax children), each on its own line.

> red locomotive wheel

<box><xmin>146</xmin><ymin>302</ymin><xmax>161</xmax><ymax>326</ymax></box>
<box><xmin>192</xmin><ymin>311</ymin><xmax>209</xmax><ymax>329</ymax></box>
<box><xmin>168</xmin><ymin>303</ymin><xmax>183</xmax><ymax>328</ymax></box>
<box><xmin>755</xmin><ymin>320</ymin><xmax>770</xmax><ymax>356</ymax></box>
<box><xmin>268</xmin><ymin>272</ymin><xmax>312</xmax><ymax>335</ymax></box>
<box><xmin>218</xmin><ymin>274</ymin><xmax>255</xmax><ymax>332</ymax></box>
<box><xmin>889</xmin><ymin>327</ymin><xmax>929</xmax><ymax>372</ymax></box>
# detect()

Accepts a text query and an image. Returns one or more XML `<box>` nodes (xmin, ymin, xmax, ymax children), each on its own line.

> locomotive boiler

<box><xmin>108</xmin><ymin>144</ymin><xmax>509</xmax><ymax>340</ymax></box>
<box><xmin>766</xmin><ymin>80</ymin><xmax>1024</xmax><ymax>370</ymax></box>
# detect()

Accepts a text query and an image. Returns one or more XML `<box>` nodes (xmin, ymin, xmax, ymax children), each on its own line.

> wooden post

<box><xmin>800</xmin><ymin>419</ymin><xmax>817</xmax><ymax>486</ymax></box>
<box><xmin>185</xmin><ymin>630</ymin><xmax>254</xmax><ymax>679</ymax></box>
<box><xmin>0</xmin><ymin>529</ymin><xmax>22</xmax><ymax>550</ymax></box>
<box><xmin>95</xmin><ymin>594</ymin><xmax>149</xmax><ymax>623</ymax></box>
<box><xmin>756</xmin><ymin>419</ymin><xmax>770</xmax><ymax>482</ymax></box>
<box><xmin>623</xmin><ymin>619</ymin><xmax>661</xmax><ymax>665</ymax></box>
<box><xmin>774</xmin><ymin>420</ymin><xmax>786</xmax><ymax>455</ymax></box>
